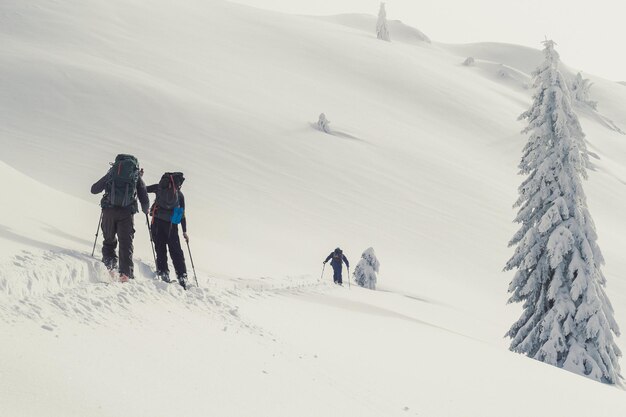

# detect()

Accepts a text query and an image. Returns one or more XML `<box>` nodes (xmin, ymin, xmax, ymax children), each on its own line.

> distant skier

<box><xmin>91</xmin><ymin>154</ymin><xmax>149</xmax><ymax>282</ymax></box>
<box><xmin>323</xmin><ymin>247</ymin><xmax>349</xmax><ymax>285</ymax></box>
<box><xmin>147</xmin><ymin>172</ymin><xmax>189</xmax><ymax>289</ymax></box>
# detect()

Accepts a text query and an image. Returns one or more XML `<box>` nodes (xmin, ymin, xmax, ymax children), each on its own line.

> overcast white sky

<box><xmin>235</xmin><ymin>0</ymin><xmax>626</xmax><ymax>81</ymax></box>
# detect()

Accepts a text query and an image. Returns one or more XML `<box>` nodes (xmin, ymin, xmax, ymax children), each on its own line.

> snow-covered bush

<box><xmin>462</xmin><ymin>57</ymin><xmax>475</xmax><ymax>66</ymax></box>
<box><xmin>497</xmin><ymin>64</ymin><xmax>510</xmax><ymax>78</ymax></box>
<box><xmin>317</xmin><ymin>113</ymin><xmax>330</xmax><ymax>133</ymax></box>
<box><xmin>354</xmin><ymin>247</ymin><xmax>379</xmax><ymax>290</ymax></box>
<box><xmin>376</xmin><ymin>3</ymin><xmax>390</xmax><ymax>42</ymax></box>
<box><xmin>505</xmin><ymin>40</ymin><xmax>621</xmax><ymax>384</ymax></box>
<box><xmin>571</xmin><ymin>72</ymin><xmax>598</xmax><ymax>109</ymax></box>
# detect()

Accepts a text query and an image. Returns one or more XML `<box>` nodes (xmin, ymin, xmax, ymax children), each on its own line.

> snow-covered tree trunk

<box><xmin>505</xmin><ymin>40</ymin><xmax>621</xmax><ymax>384</ymax></box>
<box><xmin>354</xmin><ymin>247</ymin><xmax>379</xmax><ymax>290</ymax></box>
<box><xmin>376</xmin><ymin>3</ymin><xmax>390</xmax><ymax>42</ymax></box>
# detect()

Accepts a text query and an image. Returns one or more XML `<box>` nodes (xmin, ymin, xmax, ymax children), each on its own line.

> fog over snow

<box><xmin>235</xmin><ymin>0</ymin><xmax>626</xmax><ymax>81</ymax></box>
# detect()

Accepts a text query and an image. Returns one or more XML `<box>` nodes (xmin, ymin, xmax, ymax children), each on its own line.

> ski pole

<box><xmin>91</xmin><ymin>211</ymin><xmax>103</xmax><ymax>258</ymax></box>
<box><xmin>347</xmin><ymin>266</ymin><xmax>351</xmax><ymax>289</ymax></box>
<box><xmin>186</xmin><ymin>240</ymin><xmax>199</xmax><ymax>287</ymax></box>
<box><xmin>145</xmin><ymin>213</ymin><xmax>157</xmax><ymax>267</ymax></box>
<box><xmin>320</xmin><ymin>263</ymin><xmax>326</xmax><ymax>280</ymax></box>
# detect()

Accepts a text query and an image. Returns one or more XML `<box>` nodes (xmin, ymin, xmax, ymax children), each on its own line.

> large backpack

<box><xmin>332</xmin><ymin>248</ymin><xmax>343</xmax><ymax>262</ymax></box>
<box><xmin>107</xmin><ymin>154</ymin><xmax>139</xmax><ymax>208</ymax></box>
<box><xmin>154</xmin><ymin>172</ymin><xmax>185</xmax><ymax>223</ymax></box>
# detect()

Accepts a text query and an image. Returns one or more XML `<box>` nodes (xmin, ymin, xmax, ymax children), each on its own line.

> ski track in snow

<box><xmin>0</xmin><ymin>248</ymin><xmax>335</xmax><ymax>338</ymax></box>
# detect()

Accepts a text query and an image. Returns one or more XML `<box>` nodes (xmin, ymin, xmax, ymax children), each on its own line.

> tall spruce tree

<box><xmin>505</xmin><ymin>40</ymin><xmax>621</xmax><ymax>384</ymax></box>
<box><xmin>376</xmin><ymin>3</ymin><xmax>390</xmax><ymax>42</ymax></box>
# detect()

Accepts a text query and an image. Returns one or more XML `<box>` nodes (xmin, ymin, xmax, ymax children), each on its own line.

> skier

<box><xmin>323</xmin><ymin>247</ymin><xmax>349</xmax><ymax>285</ymax></box>
<box><xmin>147</xmin><ymin>172</ymin><xmax>189</xmax><ymax>289</ymax></box>
<box><xmin>91</xmin><ymin>154</ymin><xmax>150</xmax><ymax>282</ymax></box>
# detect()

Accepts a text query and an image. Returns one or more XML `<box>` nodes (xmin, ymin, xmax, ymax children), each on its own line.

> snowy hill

<box><xmin>2</xmin><ymin>0</ymin><xmax>626</xmax><ymax>415</ymax></box>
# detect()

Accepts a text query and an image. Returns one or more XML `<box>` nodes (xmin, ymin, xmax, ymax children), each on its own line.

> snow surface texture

<box><xmin>2</xmin><ymin>0</ymin><xmax>626</xmax><ymax>416</ymax></box>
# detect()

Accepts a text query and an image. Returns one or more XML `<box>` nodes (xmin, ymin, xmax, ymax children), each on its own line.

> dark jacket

<box><xmin>325</xmin><ymin>251</ymin><xmax>349</xmax><ymax>269</ymax></box>
<box><xmin>91</xmin><ymin>174</ymin><xmax>149</xmax><ymax>214</ymax></box>
<box><xmin>147</xmin><ymin>184</ymin><xmax>187</xmax><ymax>233</ymax></box>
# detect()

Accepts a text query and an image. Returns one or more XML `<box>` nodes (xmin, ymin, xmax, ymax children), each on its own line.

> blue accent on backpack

<box><xmin>171</xmin><ymin>207</ymin><xmax>184</xmax><ymax>225</ymax></box>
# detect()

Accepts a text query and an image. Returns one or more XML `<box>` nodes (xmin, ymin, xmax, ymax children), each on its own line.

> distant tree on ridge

<box><xmin>376</xmin><ymin>3</ymin><xmax>390</xmax><ymax>42</ymax></box>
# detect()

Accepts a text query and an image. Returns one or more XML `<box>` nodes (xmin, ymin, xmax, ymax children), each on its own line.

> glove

<box><xmin>183</xmin><ymin>232</ymin><xmax>189</xmax><ymax>243</ymax></box>
<box><xmin>323</xmin><ymin>261</ymin><xmax>327</xmax><ymax>264</ymax></box>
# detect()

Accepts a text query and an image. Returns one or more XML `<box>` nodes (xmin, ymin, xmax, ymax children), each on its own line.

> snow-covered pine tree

<box><xmin>376</xmin><ymin>3</ymin><xmax>390</xmax><ymax>42</ymax></box>
<box><xmin>354</xmin><ymin>247</ymin><xmax>380</xmax><ymax>290</ymax></box>
<box><xmin>571</xmin><ymin>72</ymin><xmax>598</xmax><ymax>109</ymax></box>
<box><xmin>317</xmin><ymin>113</ymin><xmax>330</xmax><ymax>133</ymax></box>
<box><xmin>505</xmin><ymin>40</ymin><xmax>621</xmax><ymax>384</ymax></box>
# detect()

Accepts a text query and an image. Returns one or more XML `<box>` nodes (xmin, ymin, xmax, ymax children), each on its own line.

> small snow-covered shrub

<box><xmin>354</xmin><ymin>247</ymin><xmax>379</xmax><ymax>290</ymax></box>
<box><xmin>571</xmin><ymin>72</ymin><xmax>598</xmax><ymax>110</ymax></box>
<box><xmin>317</xmin><ymin>113</ymin><xmax>330</xmax><ymax>133</ymax></box>
<box><xmin>462</xmin><ymin>57</ymin><xmax>475</xmax><ymax>66</ymax></box>
<box><xmin>497</xmin><ymin>64</ymin><xmax>509</xmax><ymax>78</ymax></box>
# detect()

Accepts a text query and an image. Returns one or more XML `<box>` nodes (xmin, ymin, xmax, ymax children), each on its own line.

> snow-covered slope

<box><xmin>2</xmin><ymin>0</ymin><xmax>626</xmax><ymax>415</ymax></box>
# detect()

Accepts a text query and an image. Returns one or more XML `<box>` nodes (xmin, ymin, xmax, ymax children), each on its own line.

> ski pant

<box><xmin>152</xmin><ymin>217</ymin><xmax>187</xmax><ymax>278</ymax></box>
<box><xmin>332</xmin><ymin>264</ymin><xmax>342</xmax><ymax>284</ymax></box>
<box><xmin>101</xmin><ymin>208</ymin><xmax>135</xmax><ymax>277</ymax></box>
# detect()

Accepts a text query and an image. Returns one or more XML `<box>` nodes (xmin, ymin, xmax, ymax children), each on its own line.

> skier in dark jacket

<box><xmin>147</xmin><ymin>172</ymin><xmax>189</xmax><ymax>289</ymax></box>
<box><xmin>91</xmin><ymin>155</ymin><xmax>149</xmax><ymax>281</ymax></box>
<box><xmin>324</xmin><ymin>247</ymin><xmax>349</xmax><ymax>285</ymax></box>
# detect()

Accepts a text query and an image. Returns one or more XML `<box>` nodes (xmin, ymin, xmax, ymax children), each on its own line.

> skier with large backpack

<box><xmin>147</xmin><ymin>172</ymin><xmax>189</xmax><ymax>289</ymax></box>
<box><xmin>323</xmin><ymin>247</ymin><xmax>350</xmax><ymax>285</ymax></box>
<box><xmin>91</xmin><ymin>154</ymin><xmax>150</xmax><ymax>282</ymax></box>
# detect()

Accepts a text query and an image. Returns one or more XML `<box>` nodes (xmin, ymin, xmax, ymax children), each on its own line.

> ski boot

<box><xmin>103</xmin><ymin>257</ymin><xmax>118</xmax><ymax>272</ymax></box>
<box><xmin>177</xmin><ymin>273</ymin><xmax>188</xmax><ymax>290</ymax></box>
<box><xmin>157</xmin><ymin>271</ymin><xmax>171</xmax><ymax>283</ymax></box>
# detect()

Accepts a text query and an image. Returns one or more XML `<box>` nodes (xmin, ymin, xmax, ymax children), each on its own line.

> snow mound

<box><xmin>443</xmin><ymin>42</ymin><xmax>543</xmax><ymax>74</ymax></box>
<box><xmin>462</xmin><ymin>59</ymin><xmax>531</xmax><ymax>91</ymax></box>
